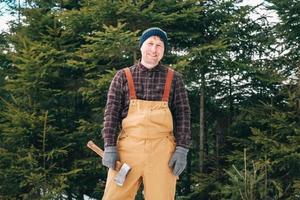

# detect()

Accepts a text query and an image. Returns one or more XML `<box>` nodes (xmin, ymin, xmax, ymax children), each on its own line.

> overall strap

<box><xmin>124</xmin><ymin>68</ymin><xmax>137</xmax><ymax>99</ymax></box>
<box><xmin>162</xmin><ymin>68</ymin><xmax>174</xmax><ymax>102</ymax></box>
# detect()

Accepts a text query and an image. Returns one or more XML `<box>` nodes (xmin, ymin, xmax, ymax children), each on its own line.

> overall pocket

<box><xmin>149</xmin><ymin>107</ymin><xmax>173</xmax><ymax>132</ymax></box>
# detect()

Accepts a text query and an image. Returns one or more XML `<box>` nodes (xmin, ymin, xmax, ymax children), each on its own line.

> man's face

<box><xmin>140</xmin><ymin>36</ymin><xmax>165</xmax><ymax>68</ymax></box>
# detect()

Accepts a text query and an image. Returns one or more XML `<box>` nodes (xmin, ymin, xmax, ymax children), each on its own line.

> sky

<box><xmin>0</xmin><ymin>2</ymin><xmax>14</xmax><ymax>32</ymax></box>
<box><xmin>0</xmin><ymin>14</ymin><xmax>14</xmax><ymax>32</ymax></box>
<box><xmin>0</xmin><ymin>0</ymin><xmax>278</xmax><ymax>32</ymax></box>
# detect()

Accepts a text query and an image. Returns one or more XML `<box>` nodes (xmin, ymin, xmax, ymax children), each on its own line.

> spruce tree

<box><xmin>0</xmin><ymin>1</ymin><xmax>91</xmax><ymax>199</ymax></box>
<box><xmin>217</xmin><ymin>1</ymin><xmax>300</xmax><ymax>198</ymax></box>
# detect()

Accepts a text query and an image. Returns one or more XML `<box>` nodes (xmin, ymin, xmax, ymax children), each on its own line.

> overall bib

<box><xmin>102</xmin><ymin>67</ymin><xmax>177</xmax><ymax>200</ymax></box>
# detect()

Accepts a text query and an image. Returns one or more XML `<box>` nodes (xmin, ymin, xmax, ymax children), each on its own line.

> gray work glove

<box><xmin>102</xmin><ymin>146</ymin><xmax>118</xmax><ymax>169</ymax></box>
<box><xmin>168</xmin><ymin>146</ymin><xmax>189</xmax><ymax>176</ymax></box>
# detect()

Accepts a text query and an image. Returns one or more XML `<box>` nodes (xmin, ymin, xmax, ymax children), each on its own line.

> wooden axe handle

<box><xmin>87</xmin><ymin>140</ymin><xmax>104</xmax><ymax>157</ymax></box>
<box><xmin>87</xmin><ymin>140</ymin><xmax>122</xmax><ymax>171</ymax></box>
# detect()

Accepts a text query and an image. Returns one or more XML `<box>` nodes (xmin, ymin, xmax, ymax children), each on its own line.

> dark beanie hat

<box><xmin>139</xmin><ymin>27</ymin><xmax>168</xmax><ymax>49</ymax></box>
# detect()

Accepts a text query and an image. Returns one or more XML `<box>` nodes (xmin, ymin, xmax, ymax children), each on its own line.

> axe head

<box><xmin>114</xmin><ymin>163</ymin><xmax>131</xmax><ymax>186</ymax></box>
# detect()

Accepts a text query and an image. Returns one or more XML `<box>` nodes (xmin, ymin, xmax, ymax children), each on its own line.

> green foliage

<box><xmin>218</xmin><ymin>149</ymin><xmax>278</xmax><ymax>200</ymax></box>
<box><xmin>229</xmin><ymin>85</ymin><xmax>300</xmax><ymax>199</ymax></box>
<box><xmin>0</xmin><ymin>99</ymin><xmax>71</xmax><ymax>199</ymax></box>
<box><xmin>1</xmin><ymin>0</ymin><xmax>300</xmax><ymax>199</ymax></box>
<box><xmin>0</xmin><ymin>33</ymin><xmax>10</xmax><ymax>109</ymax></box>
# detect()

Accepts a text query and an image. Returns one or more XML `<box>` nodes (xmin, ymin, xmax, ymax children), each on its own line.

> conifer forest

<box><xmin>0</xmin><ymin>0</ymin><xmax>299</xmax><ymax>199</ymax></box>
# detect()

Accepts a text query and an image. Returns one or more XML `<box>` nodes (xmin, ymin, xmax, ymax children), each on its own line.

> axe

<box><xmin>87</xmin><ymin>140</ymin><xmax>131</xmax><ymax>186</ymax></box>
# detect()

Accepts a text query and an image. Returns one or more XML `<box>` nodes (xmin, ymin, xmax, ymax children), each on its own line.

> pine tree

<box><xmin>0</xmin><ymin>1</ymin><xmax>91</xmax><ymax>198</ymax></box>
<box><xmin>220</xmin><ymin>1</ymin><xmax>300</xmax><ymax>199</ymax></box>
<box><xmin>68</xmin><ymin>0</ymin><xmax>219</xmax><ymax>198</ymax></box>
<box><xmin>177</xmin><ymin>1</ymin><xmax>281</xmax><ymax>199</ymax></box>
<box><xmin>3</xmin><ymin>0</ymin><xmax>298</xmax><ymax>199</ymax></box>
<box><xmin>0</xmin><ymin>32</ymin><xmax>11</xmax><ymax>107</ymax></box>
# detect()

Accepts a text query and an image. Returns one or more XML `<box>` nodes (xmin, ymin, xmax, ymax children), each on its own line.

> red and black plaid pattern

<box><xmin>102</xmin><ymin>63</ymin><xmax>191</xmax><ymax>148</ymax></box>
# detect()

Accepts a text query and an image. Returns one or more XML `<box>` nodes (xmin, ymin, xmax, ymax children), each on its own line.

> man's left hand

<box><xmin>168</xmin><ymin>146</ymin><xmax>189</xmax><ymax>176</ymax></box>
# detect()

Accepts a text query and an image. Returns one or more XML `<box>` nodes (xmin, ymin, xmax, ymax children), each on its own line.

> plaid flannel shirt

<box><xmin>102</xmin><ymin>63</ymin><xmax>191</xmax><ymax>148</ymax></box>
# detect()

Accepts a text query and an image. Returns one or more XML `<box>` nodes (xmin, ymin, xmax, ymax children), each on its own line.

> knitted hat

<box><xmin>139</xmin><ymin>27</ymin><xmax>168</xmax><ymax>49</ymax></box>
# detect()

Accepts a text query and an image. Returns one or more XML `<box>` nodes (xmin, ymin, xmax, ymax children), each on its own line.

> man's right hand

<box><xmin>102</xmin><ymin>146</ymin><xmax>118</xmax><ymax>169</ymax></box>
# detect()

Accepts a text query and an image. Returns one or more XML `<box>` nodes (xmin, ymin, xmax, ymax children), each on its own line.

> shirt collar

<box><xmin>138</xmin><ymin>61</ymin><xmax>165</xmax><ymax>72</ymax></box>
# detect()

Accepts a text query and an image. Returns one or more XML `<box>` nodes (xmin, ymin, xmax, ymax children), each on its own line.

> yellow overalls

<box><xmin>102</xmin><ymin>67</ymin><xmax>177</xmax><ymax>200</ymax></box>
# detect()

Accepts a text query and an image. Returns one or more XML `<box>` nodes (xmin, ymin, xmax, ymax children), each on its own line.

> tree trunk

<box><xmin>199</xmin><ymin>73</ymin><xmax>205</xmax><ymax>173</ymax></box>
<box><xmin>186</xmin><ymin>154</ymin><xmax>191</xmax><ymax>194</ymax></box>
<box><xmin>229</xmin><ymin>70</ymin><xmax>233</xmax><ymax>125</ymax></box>
<box><xmin>216</xmin><ymin>129</ymin><xmax>220</xmax><ymax>175</ymax></box>
<box><xmin>67</xmin><ymin>190</ymin><xmax>73</xmax><ymax>200</ymax></box>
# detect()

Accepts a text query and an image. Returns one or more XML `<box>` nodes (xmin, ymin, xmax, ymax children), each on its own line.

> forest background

<box><xmin>0</xmin><ymin>0</ymin><xmax>299</xmax><ymax>199</ymax></box>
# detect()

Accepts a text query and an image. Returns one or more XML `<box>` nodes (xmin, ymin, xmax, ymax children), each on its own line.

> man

<box><xmin>101</xmin><ymin>27</ymin><xmax>191</xmax><ymax>200</ymax></box>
